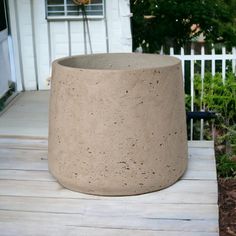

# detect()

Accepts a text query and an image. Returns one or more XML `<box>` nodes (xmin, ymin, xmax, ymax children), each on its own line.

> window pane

<box><xmin>67</xmin><ymin>12</ymin><xmax>81</xmax><ymax>16</ymax></box>
<box><xmin>91</xmin><ymin>0</ymin><xmax>103</xmax><ymax>4</ymax></box>
<box><xmin>47</xmin><ymin>0</ymin><xmax>65</xmax><ymax>17</ymax></box>
<box><xmin>85</xmin><ymin>10</ymin><xmax>103</xmax><ymax>15</ymax></box>
<box><xmin>46</xmin><ymin>0</ymin><xmax>103</xmax><ymax>18</ymax></box>
<box><xmin>66</xmin><ymin>0</ymin><xmax>103</xmax><ymax>16</ymax></box>
<box><xmin>48</xmin><ymin>0</ymin><xmax>64</xmax><ymax>5</ymax></box>
<box><xmin>67</xmin><ymin>5</ymin><xmax>78</xmax><ymax>11</ymax></box>
<box><xmin>48</xmin><ymin>12</ymin><xmax>65</xmax><ymax>16</ymax></box>
<box><xmin>48</xmin><ymin>6</ymin><xmax>64</xmax><ymax>11</ymax></box>
<box><xmin>86</xmin><ymin>5</ymin><xmax>102</xmax><ymax>10</ymax></box>
<box><xmin>66</xmin><ymin>0</ymin><xmax>103</xmax><ymax>4</ymax></box>
<box><xmin>67</xmin><ymin>0</ymin><xmax>74</xmax><ymax>4</ymax></box>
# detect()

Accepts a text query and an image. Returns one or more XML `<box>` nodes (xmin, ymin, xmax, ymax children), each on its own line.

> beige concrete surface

<box><xmin>48</xmin><ymin>53</ymin><xmax>188</xmax><ymax>196</ymax></box>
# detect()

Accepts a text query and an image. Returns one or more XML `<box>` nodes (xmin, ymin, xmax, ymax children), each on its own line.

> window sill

<box><xmin>46</xmin><ymin>16</ymin><xmax>104</xmax><ymax>21</ymax></box>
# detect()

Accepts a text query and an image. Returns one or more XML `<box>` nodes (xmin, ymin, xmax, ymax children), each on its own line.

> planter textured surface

<box><xmin>48</xmin><ymin>53</ymin><xmax>188</xmax><ymax>196</ymax></box>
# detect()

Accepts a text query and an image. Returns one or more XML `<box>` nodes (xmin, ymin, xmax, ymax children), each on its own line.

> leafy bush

<box><xmin>216</xmin><ymin>154</ymin><xmax>236</xmax><ymax>178</ymax></box>
<box><xmin>194</xmin><ymin>73</ymin><xmax>236</xmax><ymax>123</ymax></box>
<box><xmin>186</xmin><ymin>72</ymin><xmax>236</xmax><ymax>178</ymax></box>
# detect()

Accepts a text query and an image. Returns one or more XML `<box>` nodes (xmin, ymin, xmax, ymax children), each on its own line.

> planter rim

<box><xmin>53</xmin><ymin>53</ymin><xmax>181</xmax><ymax>73</ymax></box>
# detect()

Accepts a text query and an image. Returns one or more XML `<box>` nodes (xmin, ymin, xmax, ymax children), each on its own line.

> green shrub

<box><xmin>186</xmin><ymin>72</ymin><xmax>236</xmax><ymax>121</ymax></box>
<box><xmin>186</xmin><ymin>72</ymin><xmax>236</xmax><ymax>178</ymax></box>
<box><xmin>216</xmin><ymin>154</ymin><xmax>236</xmax><ymax>178</ymax></box>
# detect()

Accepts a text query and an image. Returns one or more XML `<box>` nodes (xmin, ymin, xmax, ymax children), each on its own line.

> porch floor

<box><xmin>0</xmin><ymin>92</ymin><xmax>219</xmax><ymax>236</ymax></box>
<box><xmin>0</xmin><ymin>91</ymin><xmax>49</xmax><ymax>138</ymax></box>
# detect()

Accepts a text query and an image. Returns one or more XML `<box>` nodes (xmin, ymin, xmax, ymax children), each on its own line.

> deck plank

<box><xmin>0</xmin><ymin>210</ymin><xmax>218</xmax><ymax>232</ymax></box>
<box><xmin>0</xmin><ymin>179</ymin><xmax>217</xmax><ymax>204</ymax></box>
<box><xmin>0</xmin><ymin>223</ymin><xmax>219</xmax><ymax>236</ymax></box>
<box><xmin>0</xmin><ymin>91</ymin><xmax>49</xmax><ymax>138</ymax></box>
<box><xmin>0</xmin><ymin>138</ymin><xmax>219</xmax><ymax>235</ymax></box>
<box><xmin>0</xmin><ymin>196</ymin><xmax>218</xmax><ymax>220</ymax></box>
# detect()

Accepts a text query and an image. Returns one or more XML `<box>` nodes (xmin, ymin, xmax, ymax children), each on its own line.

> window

<box><xmin>46</xmin><ymin>0</ymin><xmax>104</xmax><ymax>19</ymax></box>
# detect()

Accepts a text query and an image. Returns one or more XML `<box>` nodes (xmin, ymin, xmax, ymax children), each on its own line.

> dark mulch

<box><xmin>218</xmin><ymin>178</ymin><xmax>236</xmax><ymax>236</ymax></box>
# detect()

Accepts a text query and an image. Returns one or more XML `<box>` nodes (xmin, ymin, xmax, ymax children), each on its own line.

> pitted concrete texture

<box><xmin>48</xmin><ymin>53</ymin><xmax>188</xmax><ymax>196</ymax></box>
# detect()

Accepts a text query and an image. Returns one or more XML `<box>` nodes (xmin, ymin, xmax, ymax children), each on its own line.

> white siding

<box><xmin>50</xmin><ymin>21</ymin><xmax>70</xmax><ymax>61</ymax></box>
<box><xmin>119</xmin><ymin>0</ymin><xmax>133</xmax><ymax>51</ymax></box>
<box><xmin>88</xmin><ymin>20</ymin><xmax>107</xmax><ymax>53</ymax></box>
<box><xmin>106</xmin><ymin>0</ymin><xmax>132</xmax><ymax>52</ymax></box>
<box><xmin>8</xmin><ymin>0</ymin><xmax>132</xmax><ymax>91</ymax></box>
<box><xmin>15</xmin><ymin>0</ymin><xmax>37</xmax><ymax>90</ymax></box>
<box><xmin>106</xmin><ymin>0</ymin><xmax>123</xmax><ymax>52</ymax></box>
<box><xmin>70</xmin><ymin>21</ymin><xmax>85</xmax><ymax>55</ymax></box>
<box><xmin>7</xmin><ymin>0</ymin><xmax>23</xmax><ymax>91</ymax></box>
<box><xmin>32</xmin><ymin>0</ymin><xmax>51</xmax><ymax>90</ymax></box>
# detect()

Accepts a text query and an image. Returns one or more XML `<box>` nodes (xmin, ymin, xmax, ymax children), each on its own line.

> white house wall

<box><xmin>7</xmin><ymin>0</ymin><xmax>23</xmax><ymax>91</ymax></box>
<box><xmin>8</xmin><ymin>0</ymin><xmax>132</xmax><ymax>91</ymax></box>
<box><xmin>106</xmin><ymin>0</ymin><xmax>132</xmax><ymax>52</ymax></box>
<box><xmin>70</xmin><ymin>21</ymin><xmax>87</xmax><ymax>55</ymax></box>
<box><xmin>15</xmin><ymin>0</ymin><xmax>37</xmax><ymax>90</ymax></box>
<box><xmin>32</xmin><ymin>0</ymin><xmax>51</xmax><ymax>90</ymax></box>
<box><xmin>49</xmin><ymin>21</ymin><xmax>70</xmax><ymax>61</ymax></box>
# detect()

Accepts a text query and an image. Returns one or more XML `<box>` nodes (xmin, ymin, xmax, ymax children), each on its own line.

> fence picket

<box><xmin>170</xmin><ymin>47</ymin><xmax>174</xmax><ymax>56</ymax></box>
<box><xmin>162</xmin><ymin>45</ymin><xmax>236</xmax><ymax>140</ymax></box>
<box><xmin>190</xmin><ymin>48</ymin><xmax>195</xmax><ymax>140</ymax></box>
<box><xmin>181</xmin><ymin>47</ymin><xmax>185</xmax><ymax>82</ymax></box>
<box><xmin>200</xmin><ymin>46</ymin><xmax>205</xmax><ymax>140</ymax></box>
<box><xmin>160</xmin><ymin>46</ymin><xmax>164</xmax><ymax>55</ymax></box>
<box><xmin>211</xmin><ymin>47</ymin><xmax>216</xmax><ymax>76</ymax></box>
<box><xmin>200</xmin><ymin>46</ymin><xmax>205</xmax><ymax>80</ymax></box>
<box><xmin>222</xmin><ymin>47</ymin><xmax>226</xmax><ymax>83</ymax></box>
<box><xmin>232</xmin><ymin>47</ymin><xmax>236</xmax><ymax>74</ymax></box>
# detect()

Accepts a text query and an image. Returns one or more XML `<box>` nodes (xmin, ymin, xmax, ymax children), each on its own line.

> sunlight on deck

<box><xmin>0</xmin><ymin>92</ymin><xmax>219</xmax><ymax>235</ymax></box>
<box><xmin>0</xmin><ymin>91</ymin><xmax>49</xmax><ymax>138</ymax></box>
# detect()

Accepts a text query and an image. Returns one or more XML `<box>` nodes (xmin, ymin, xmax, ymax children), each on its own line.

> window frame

<box><xmin>45</xmin><ymin>0</ymin><xmax>104</xmax><ymax>20</ymax></box>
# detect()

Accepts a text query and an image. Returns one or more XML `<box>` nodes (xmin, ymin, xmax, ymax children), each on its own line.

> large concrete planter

<box><xmin>48</xmin><ymin>53</ymin><xmax>188</xmax><ymax>196</ymax></box>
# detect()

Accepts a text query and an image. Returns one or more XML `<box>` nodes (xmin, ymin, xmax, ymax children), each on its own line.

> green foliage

<box><xmin>131</xmin><ymin>0</ymin><xmax>236</xmax><ymax>52</ymax></box>
<box><xmin>216</xmin><ymin>154</ymin><xmax>236</xmax><ymax>178</ymax></box>
<box><xmin>189</xmin><ymin>72</ymin><xmax>236</xmax><ymax>124</ymax></box>
<box><xmin>185</xmin><ymin>94</ymin><xmax>191</xmax><ymax>111</ymax></box>
<box><xmin>186</xmin><ymin>72</ymin><xmax>236</xmax><ymax>177</ymax></box>
<box><xmin>220</xmin><ymin>124</ymin><xmax>236</xmax><ymax>154</ymax></box>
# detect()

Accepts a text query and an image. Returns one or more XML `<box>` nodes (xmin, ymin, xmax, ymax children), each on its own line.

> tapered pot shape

<box><xmin>48</xmin><ymin>53</ymin><xmax>188</xmax><ymax>196</ymax></box>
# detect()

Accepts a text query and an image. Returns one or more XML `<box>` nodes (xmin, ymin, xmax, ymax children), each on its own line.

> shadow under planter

<box><xmin>48</xmin><ymin>53</ymin><xmax>188</xmax><ymax>196</ymax></box>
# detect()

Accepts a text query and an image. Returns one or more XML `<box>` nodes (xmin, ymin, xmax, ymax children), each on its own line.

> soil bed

<box><xmin>218</xmin><ymin>178</ymin><xmax>236</xmax><ymax>236</ymax></box>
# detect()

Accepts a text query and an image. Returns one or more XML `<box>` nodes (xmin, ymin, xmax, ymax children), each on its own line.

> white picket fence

<box><xmin>161</xmin><ymin>46</ymin><xmax>236</xmax><ymax>140</ymax></box>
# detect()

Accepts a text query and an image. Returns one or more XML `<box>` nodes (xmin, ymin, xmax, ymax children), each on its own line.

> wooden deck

<box><xmin>0</xmin><ymin>91</ymin><xmax>49</xmax><ymax>138</ymax></box>
<box><xmin>0</xmin><ymin>92</ymin><xmax>219</xmax><ymax>236</ymax></box>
